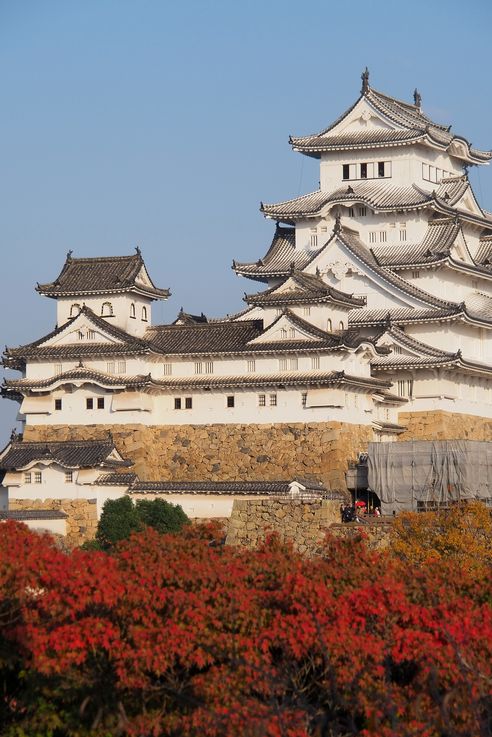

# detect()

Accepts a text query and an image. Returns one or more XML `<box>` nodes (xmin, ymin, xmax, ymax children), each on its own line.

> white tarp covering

<box><xmin>367</xmin><ymin>440</ymin><xmax>492</xmax><ymax>515</ymax></box>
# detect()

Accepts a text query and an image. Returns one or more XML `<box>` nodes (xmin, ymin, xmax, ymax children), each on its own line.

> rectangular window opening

<box><xmin>54</xmin><ymin>398</ymin><xmax>62</xmax><ymax>411</ymax></box>
<box><xmin>227</xmin><ymin>396</ymin><xmax>234</xmax><ymax>408</ymax></box>
<box><xmin>342</xmin><ymin>164</ymin><xmax>350</xmax><ymax>180</ymax></box>
<box><xmin>269</xmin><ymin>393</ymin><xmax>277</xmax><ymax>407</ymax></box>
<box><xmin>65</xmin><ymin>471</ymin><xmax>73</xmax><ymax>483</ymax></box>
<box><xmin>174</xmin><ymin>397</ymin><xmax>182</xmax><ymax>410</ymax></box>
<box><xmin>86</xmin><ymin>398</ymin><xmax>94</xmax><ymax>410</ymax></box>
<box><xmin>185</xmin><ymin>397</ymin><xmax>192</xmax><ymax>409</ymax></box>
<box><xmin>258</xmin><ymin>394</ymin><xmax>266</xmax><ymax>407</ymax></box>
<box><xmin>34</xmin><ymin>471</ymin><xmax>42</xmax><ymax>484</ymax></box>
<box><xmin>97</xmin><ymin>398</ymin><xmax>105</xmax><ymax>409</ymax></box>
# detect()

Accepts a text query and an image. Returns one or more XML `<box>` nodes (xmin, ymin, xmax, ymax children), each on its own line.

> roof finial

<box><xmin>9</xmin><ymin>428</ymin><xmax>18</xmax><ymax>443</ymax></box>
<box><xmin>413</xmin><ymin>88</ymin><xmax>422</xmax><ymax>109</ymax></box>
<box><xmin>361</xmin><ymin>67</ymin><xmax>369</xmax><ymax>94</ymax></box>
<box><xmin>334</xmin><ymin>212</ymin><xmax>342</xmax><ymax>234</ymax></box>
<box><xmin>135</xmin><ymin>245</ymin><xmax>141</xmax><ymax>256</ymax></box>
<box><xmin>66</xmin><ymin>249</ymin><xmax>73</xmax><ymax>260</ymax></box>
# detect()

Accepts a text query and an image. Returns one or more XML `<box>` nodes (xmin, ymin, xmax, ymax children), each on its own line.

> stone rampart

<box><xmin>225</xmin><ymin>497</ymin><xmax>342</xmax><ymax>554</ymax></box>
<box><xmin>8</xmin><ymin>498</ymin><xmax>98</xmax><ymax>546</ymax></box>
<box><xmin>397</xmin><ymin>410</ymin><xmax>492</xmax><ymax>441</ymax></box>
<box><xmin>24</xmin><ymin>422</ymin><xmax>373</xmax><ymax>490</ymax></box>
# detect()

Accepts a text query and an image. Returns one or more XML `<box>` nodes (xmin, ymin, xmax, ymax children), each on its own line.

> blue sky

<box><xmin>1</xmin><ymin>0</ymin><xmax>491</xmax><ymax>438</ymax></box>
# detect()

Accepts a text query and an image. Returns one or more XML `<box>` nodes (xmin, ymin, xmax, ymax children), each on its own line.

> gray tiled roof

<box><xmin>146</xmin><ymin>320</ymin><xmax>264</xmax><ymax>355</ymax></box>
<box><xmin>37</xmin><ymin>251</ymin><xmax>170</xmax><ymax>300</ymax></box>
<box><xmin>261</xmin><ymin>181</ymin><xmax>432</xmax><ymax>220</ymax></box>
<box><xmin>372</xmin><ymin>218</ymin><xmax>461</xmax><ymax>268</ymax></box>
<box><xmin>130</xmin><ymin>480</ymin><xmax>294</xmax><ymax>495</ymax></box>
<box><xmin>291</xmin><ymin>128</ymin><xmax>426</xmax><ymax>153</ymax></box>
<box><xmin>0</xmin><ymin>510</ymin><xmax>68</xmax><ymax>520</ymax></box>
<box><xmin>244</xmin><ymin>271</ymin><xmax>366</xmax><ymax>308</ymax></box>
<box><xmin>233</xmin><ymin>226</ymin><xmax>319</xmax><ymax>281</ymax></box>
<box><xmin>0</xmin><ymin>439</ymin><xmax>131</xmax><ymax>471</ymax></box>
<box><xmin>475</xmin><ymin>237</ymin><xmax>492</xmax><ymax>266</ymax></box>
<box><xmin>336</xmin><ymin>227</ymin><xmax>455</xmax><ymax>309</ymax></box>
<box><xmin>3</xmin><ymin>306</ymin><xmax>149</xmax><ymax>369</ymax></box>
<box><xmin>4</xmin><ymin>367</ymin><xmax>151</xmax><ymax>392</ymax></box>
<box><xmin>349</xmin><ymin>306</ymin><xmax>461</xmax><ymax>327</ymax></box>
<box><xmin>290</xmin><ymin>86</ymin><xmax>491</xmax><ymax>163</ymax></box>
<box><xmin>385</xmin><ymin>327</ymin><xmax>455</xmax><ymax>358</ymax></box>
<box><xmin>95</xmin><ymin>472</ymin><xmax>139</xmax><ymax>486</ymax></box>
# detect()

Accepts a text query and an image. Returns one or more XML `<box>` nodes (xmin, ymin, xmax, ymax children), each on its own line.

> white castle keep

<box><xmin>3</xmin><ymin>69</ymin><xmax>492</xmax><ymax>443</ymax></box>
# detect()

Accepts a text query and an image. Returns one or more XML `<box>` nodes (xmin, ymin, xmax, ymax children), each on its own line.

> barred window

<box><xmin>107</xmin><ymin>362</ymin><xmax>115</xmax><ymax>374</ymax></box>
<box><xmin>247</xmin><ymin>359</ymin><xmax>256</xmax><ymax>373</ymax></box>
<box><xmin>205</xmin><ymin>361</ymin><xmax>214</xmax><ymax>374</ymax></box>
<box><xmin>163</xmin><ymin>363</ymin><xmax>172</xmax><ymax>376</ymax></box>
<box><xmin>290</xmin><ymin>357</ymin><xmax>298</xmax><ymax>371</ymax></box>
<box><xmin>258</xmin><ymin>394</ymin><xmax>266</xmax><ymax>407</ymax></box>
<box><xmin>279</xmin><ymin>358</ymin><xmax>287</xmax><ymax>371</ymax></box>
<box><xmin>269</xmin><ymin>394</ymin><xmax>277</xmax><ymax>407</ymax></box>
<box><xmin>185</xmin><ymin>397</ymin><xmax>192</xmax><ymax>409</ymax></box>
<box><xmin>24</xmin><ymin>472</ymin><xmax>31</xmax><ymax>484</ymax></box>
<box><xmin>301</xmin><ymin>392</ymin><xmax>308</xmax><ymax>407</ymax></box>
<box><xmin>54</xmin><ymin>363</ymin><xmax>63</xmax><ymax>375</ymax></box>
<box><xmin>311</xmin><ymin>355</ymin><xmax>320</xmax><ymax>370</ymax></box>
<box><xmin>34</xmin><ymin>471</ymin><xmax>42</xmax><ymax>484</ymax></box>
<box><xmin>195</xmin><ymin>362</ymin><xmax>203</xmax><ymax>374</ymax></box>
<box><xmin>117</xmin><ymin>361</ymin><xmax>126</xmax><ymax>374</ymax></box>
<box><xmin>65</xmin><ymin>471</ymin><xmax>73</xmax><ymax>483</ymax></box>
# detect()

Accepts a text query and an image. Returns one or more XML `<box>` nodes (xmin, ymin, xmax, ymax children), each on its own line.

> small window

<box><xmin>357</xmin><ymin>206</ymin><xmax>367</xmax><ymax>217</ymax></box>
<box><xmin>54</xmin><ymin>398</ymin><xmax>62</xmax><ymax>411</ymax></box>
<box><xmin>360</xmin><ymin>163</ymin><xmax>367</xmax><ymax>179</ymax></box>
<box><xmin>289</xmin><ymin>328</ymin><xmax>296</xmax><ymax>339</ymax></box>
<box><xmin>369</xmin><ymin>232</ymin><xmax>377</xmax><ymax>243</ymax></box>
<box><xmin>310</xmin><ymin>234</ymin><xmax>318</xmax><ymax>248</ymax></box>
<box><xmin>70</xmin><ymin>303</ymin><xmax>81</xmax><ymax>317</ymax></box>
<box><xmin>163</xmin><ymin>363</ymin><xmax>172</xmax><ymax>376</ymax></box>
<box><xmin>327</xmin><ymin>319</ymin><xmax>332</xmax><ymax>332</ymax></box>
<box><xmin>279</xmin><ymin>358</ymin><xmax>287</xmax><ymax>371</ymax></box>
<box><xmin>303</xmin><ymin>306</ymin><xmax>311</xmax><ymax>316</ymax></box>
<box><xmin>301</xmin><ymin>392</ymin><xmax>308</xmax><ymax>408</ymax></box>
<box><xmin>311</xmin><ymin>356</ymin><xmax>320</xmax><ymax>370</ymax></box>
<box><xmin>87</xmin><ymin>330</ymin><xmax>96</xmax><ymax>340</ymax></box>
<box><xmin>258</xmin><ymin>394</ymin><xmax>266</xmax><ymax>407</ymax></box>
<box><xmin>24</xmin><ymin>472</ymin><xmax>31</xmax><ymax>484</ymax></box>
<box><xmin>342</xmin><ymin>164</ymin><xmax>350</xmax><ymax>180</ymax></box>
<box><xmin>130</xmin><ymin>303</ymin><xmax>136</xmax><ymax>318</ymax></box>
<box><xmin>195</xmin><ymin>361</ymin><xmax>203</xmax><ymax>374</ymax></box>
<box><xmin>65</xmin><ymin>471</ymin><xmax>73</xmax><ymax>483</ymax></box>
<box><xmin>54</xmin><ymin>364</ymin><xmax>63</xmax><ymax>376</ymax></box>
<box><xmin>227</xmin><ymin>396</ymin><xmax>235</xmax><ymax>408</ymax></box>
<box><xmin>290</xmin><ymin>357</ymin><xmax>298</xmax><ymax>371</ymax></box>
<box><xmin>269</xmin><ymin>394</ymin><xmax>277</xmax><ymax>407</ymax></box>
<box><xmin>400</xmin><ymin>230</ymin><xmax>407</xmax><ymax>241</ymax></box>
<box><xmin>276</xmin><ymin>308</ymin><xmax>282</xmax><ymax>317</ymax></box>
<box><xmin>412</xmin><ymin>270</ymin><xmax>420</xmax><ymax>279</ymax></box>
<box><xmin>339</xmin><ymin>321</ymin><xmax>344</xmax><ymax>331</ymax></box>
<box><xmin>379</xmin><ymin>231</ymin><xmax>387</xmax><ymax>243</ymax></box>
<box><xmin>86</xmin><ymin>398</ymin><xmax>94</xmax><ymax>410</ymax></box>
<box><xmin>174</xmin><ymin>397</ymin><xmax>182</xmax><ymax>410</ymax></box>
<box><xmin>185</xmin><ymin>397</ymin><xmax>192</xmax><ymax>409</ymax></box>
<box><xmin>348</xmin><ymin>207</ymin><xmax>354</xmax><ymax>217</ymax></box>
<box><xmin>101</xmin><ymin>302</ymin><xmax>113</xmax><ymax>317</ymax></box>
<box><xmin>205</xmin><ymin>361</ymin><xmax>214</xmax><ymax>374</ymax></box>
<box><xmin>280</xmin><ymin>328</ymin><xmax>287</xmax><ymax>339</ymax></box>
<box><xmin>78</xmin><ymin>330</ymin><xmax>84</xmax><ymax>340</ymax></box>
<box><xmin>97</xmin><ymin>398</ymin><xmax>104</xmax><ymax>409</ymax></box>
<box><xmin>117</xmin><ymin>361</ymin><xmax>126</xmax><ymax>374</ymax></box>
<box><xmin>141</xmin><ymin>306</ymin><xmax>148</xmax><ymax>322</ymax></box>
<box><xmin>34</xmin><ymin>471</ymin><xmax>42</xmax><ymax>484</ymax></box>
<box><xmin>247</xmin><ymin>359</ymin><xmax>256</xmax><ymax>373</ymax></box>
<box><xmin>378</xmin><ymin>162</ymin><xmax>385</xmax><ymax>178</ymax></box>
<box><xmin>107</xmin><ymin>362</ymin><xmax>115</xmax><ymax>374</ymax></box>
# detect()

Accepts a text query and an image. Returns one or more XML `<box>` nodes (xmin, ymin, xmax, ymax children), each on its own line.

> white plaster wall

<box><xmin>56</xmin><ymin>294</ymin><xmax>153</xmax><ymax>336</ymax></box>
<box><xmin>21</xmin><ymin>384</ymin><xmax>380</xmax><ymax>427</ymax></box>
<box><xmin>129</xmin><ymin>493</ymin><xmax>269</xmax><ymax>518</ymax></box>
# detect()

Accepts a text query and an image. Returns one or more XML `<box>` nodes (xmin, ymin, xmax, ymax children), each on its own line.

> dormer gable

<box><xmin>247</xmin><ymin>311</ymin><xmax>334</xmax><ymax>346</ymax></box>
<box><xmin>38</xmin><ymin>308</ymin><xmax>129</xmax><ymax>349</ymax></box>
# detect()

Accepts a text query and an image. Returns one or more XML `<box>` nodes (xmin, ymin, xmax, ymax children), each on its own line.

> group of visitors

<box><xmin>340</xmin><ymin>501</ymin><xmax>381</xmax><ymax>523</ymax></box>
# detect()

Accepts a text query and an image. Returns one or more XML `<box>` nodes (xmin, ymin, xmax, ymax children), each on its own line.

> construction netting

<box><xmin>367</xmin><ymin>440</ymin><xmax>492</xmax><ymax>515</ymax></box>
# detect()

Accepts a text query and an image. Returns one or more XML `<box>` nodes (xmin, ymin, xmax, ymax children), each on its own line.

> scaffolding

<box><xmin>367</xmin><ymin>440</ymin><xmax>492</xmax><ymax>515</ymax></box>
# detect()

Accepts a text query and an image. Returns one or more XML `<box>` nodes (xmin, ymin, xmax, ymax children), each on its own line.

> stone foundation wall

<box><xmin>24</xmin><ymin>422</ymin><xmax>373</xmax><ymax>490</ymax></box>
<box><xmin>397</xmin><ymin>411</ymin><xmax>492</xmax><ymax>441</ymax></box>
<box><xmin>9</xmin><ymin>498</ymin><xmax>98</xmax><ymax>546</ymax></box>
<box><xmin>225</xmin><ymin>498</ymin><xmax>343</xmax><ymax>554</ymax></box>
<box><xmin>329</xmin><ymin>521</ymin><xmax>392</xmax><ymax>550</ymax></box>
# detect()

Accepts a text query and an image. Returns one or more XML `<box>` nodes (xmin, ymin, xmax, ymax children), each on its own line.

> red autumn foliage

<box><xmin>0</xmin><ymin>520</ymin><xmax>491</xmax><ymax>737</ymax></box>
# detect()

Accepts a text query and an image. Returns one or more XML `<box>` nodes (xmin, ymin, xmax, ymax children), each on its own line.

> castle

<box><xmin>3</xmin><ymin>69</ymin><xmax>492</xmax><ymax>498</ymax></box>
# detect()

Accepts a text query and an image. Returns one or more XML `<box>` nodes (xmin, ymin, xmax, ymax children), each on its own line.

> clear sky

<box><xmin>1</xmin><ymin>0</ymin><xmax>491</xmax><ymax>439</ymax></box>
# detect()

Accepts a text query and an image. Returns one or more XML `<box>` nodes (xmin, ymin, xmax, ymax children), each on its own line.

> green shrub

<box><xmin>95</xmin><ymin>496</ymin><xmax>189</xmax><ymax>549</ymax></box>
